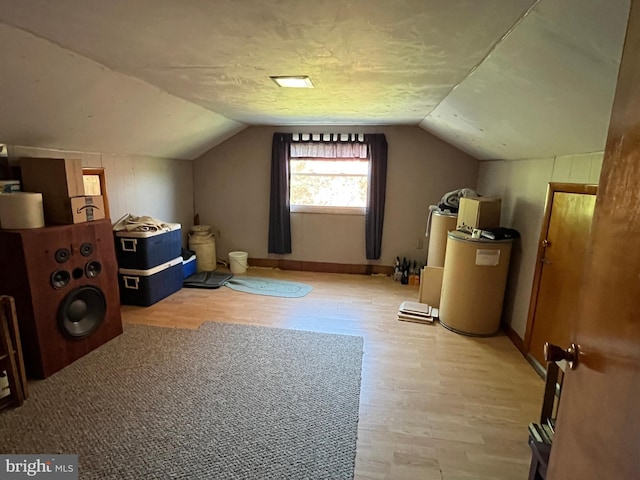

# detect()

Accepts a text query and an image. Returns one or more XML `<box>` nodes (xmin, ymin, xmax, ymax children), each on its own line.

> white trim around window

<box><xmin>290</xmin><ymin>205</ymin><xmax>366</xmax><ymax>215</ymax></box>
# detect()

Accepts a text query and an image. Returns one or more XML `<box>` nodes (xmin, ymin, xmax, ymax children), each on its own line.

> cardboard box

<box><xmin>20</xmin><ymin>157</ymin><xmax>85</xmax><ymax>198</ymax></box>
<box><xmin>456</xmin><ymin>197</ymin><xmax>501</xmax><ymax>232</ymax></box>
<box><xmin>418</xmin><ymin>266</ymin><xmax>444</xmax><ymax>307</ymax></box>
<box><xmin>44</xmin><ymin>195</ymin><xmax>105</xmax><ymax>225</ymax></box>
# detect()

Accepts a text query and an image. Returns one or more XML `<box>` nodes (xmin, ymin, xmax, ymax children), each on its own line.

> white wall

<box><xmin>8</xmin><ymin>145</ymin><xmax>194</xmax><ymax>243</ymax></box>
<box><xmin>194</xmin><ymin>125</ymin><xmax>479</xmax><ymax>266</ymax></box>
<box><xmin>477</xmin><ymin>152</ymin><xmax>604</xmax><ymax>339</ymax></box>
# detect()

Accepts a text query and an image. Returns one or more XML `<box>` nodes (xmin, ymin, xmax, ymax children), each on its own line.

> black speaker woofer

<box><xmin>51</xmin><ymin>270</ymin><xmax>71</xmax><ymax>289</ymax></box>
<box><xmin>55</xmin><ymin>248</ymin><xmax>71</xmax><ymax>263</ymax></box>
<box><xmin>80</xmin><ymin>243</ymin><xmax>93</xmax><ymax>257</ymax></box>
<box><xmin>58</xmin><ymin>286</ymin><xmax>106</xmax><ymax>338</ymax></box>
<box><xmin>85</xmin><ymin>261</ymin><xmax>102</xmax><ymax>278</ymax></box>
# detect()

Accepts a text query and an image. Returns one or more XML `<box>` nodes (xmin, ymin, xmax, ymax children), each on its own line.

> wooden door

<box><xmin>83</xmin><ymin>167</ymin><xmax>111</xmax><ymax>219</ymax></box>
<box><xmin>526</xmin><ymin>185</ymin><xmax>597</xmax><ymax>368</ymax></box>
<box><xmin>548</xmin><ymin>1</ymin><xmax>640</xmax><ymax>477</ymax></box>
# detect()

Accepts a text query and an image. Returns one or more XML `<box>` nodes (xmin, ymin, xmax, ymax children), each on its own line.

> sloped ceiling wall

<box><xmin>0</xmin><ymin>0</ymin><xmax>631</xmax><ymax>160</ymax></box>
<box><xmin>420</xmin><ymin>0</ymin><xmax>631</xmax><ymax>160</ymax></box>
<box><xmin>0</xmin><ymin>23</ymin><xmax>245</xmax><ymax>160</ymax></box>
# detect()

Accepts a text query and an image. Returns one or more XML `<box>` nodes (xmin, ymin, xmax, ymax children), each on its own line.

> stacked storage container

<box><xmin>114</xmin><ymin>223</ymin><xmax>183</xmax><ymax>306</ymax></box>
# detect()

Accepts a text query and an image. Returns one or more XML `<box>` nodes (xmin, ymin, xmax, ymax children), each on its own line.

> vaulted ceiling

<box><xmin>0</xmin><ymin>0</ymin><xmax>630</xmax><ymax>160</ymax></box>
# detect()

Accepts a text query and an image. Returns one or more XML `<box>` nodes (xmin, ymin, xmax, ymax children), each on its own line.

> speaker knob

<box><xmin>85</xmin><ymin>261</ymin><xmax>102</xmax><ymax>278</ymax></box>
<box><xmin>55</xmin><ymin>248</ymin><xmax>71</xmax><ymax>263</ymax></box>
<box><xmin>80</xmin><ymin>243</ymin><xmax>93</xmax><ymax>257</ymax></box>
<box><xmin>51</xmin><ymin>270</ymin><xmax>71</xmax><ymax>289</ymax></box>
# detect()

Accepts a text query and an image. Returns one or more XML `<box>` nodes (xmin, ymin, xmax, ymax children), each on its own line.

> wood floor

<box><xmin>122</xmin><ymin>267</ymin><xmax>544</xmax><ymax>480</ymax></box>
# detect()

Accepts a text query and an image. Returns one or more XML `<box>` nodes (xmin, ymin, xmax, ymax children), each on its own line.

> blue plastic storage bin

<box><xmin>114</xmin><ymin>223</ymin><xmax>181</xmax><ymax>270</ymax></box>
<box><xmin>118</xmin><ymin>256</ymin><xmax>183</xmax><ymax>306</ymax></box>
<box><xmin>183</xmin><ymin>255</ymin><xmax>196</xmax><ymax>279</ymax></box>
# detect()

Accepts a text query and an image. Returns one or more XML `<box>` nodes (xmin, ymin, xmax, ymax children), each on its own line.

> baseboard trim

<box><xmin>504</xmin><ymin>324</ymin><xmax>527</xmax><ymax>356</ymax></box>
<box><xmin>249</xmin><ymin>258</ymin><xmax>394</xmax><ymax>276</ymax></box>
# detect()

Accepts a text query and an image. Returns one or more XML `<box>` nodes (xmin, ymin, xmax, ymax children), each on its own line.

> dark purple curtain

<box><xmin>365</xmin><ymin>134</ymin><xmax>388</xmax><ymax>260</ymax></box>
<box><xmin>268</xmin><ymin>133</ymin><xmax>293</xmax><ymax>254</ymax></box>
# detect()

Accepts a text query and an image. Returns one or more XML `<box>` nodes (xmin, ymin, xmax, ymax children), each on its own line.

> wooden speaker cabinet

<box><xmin>0</xmin><ymin>219</ymin><xmax>123</xmax><ymax>378</ymax></box>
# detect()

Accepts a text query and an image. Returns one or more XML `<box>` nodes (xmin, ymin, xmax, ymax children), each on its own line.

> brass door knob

<box><xmin>544</xmin><ymin>342</ymin><xmax>579</xmax><ymax>370</ymax></box>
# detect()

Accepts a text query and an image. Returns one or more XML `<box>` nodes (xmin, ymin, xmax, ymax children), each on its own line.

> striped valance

<box><xmin>292</xmin><ymin>133</ymin><xmax>365</xmax><ymax>143</ymax></box>
<box><xmin>290</xmin><ymin>132</ymin><xmax>367</xmax><ymax>158</ymax></box>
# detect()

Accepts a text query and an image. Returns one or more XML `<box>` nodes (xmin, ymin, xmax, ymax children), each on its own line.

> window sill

<box><xmin>290</xmin><ymin>205</ymin><xmax>365</xmax><ymax>215</ymax></box>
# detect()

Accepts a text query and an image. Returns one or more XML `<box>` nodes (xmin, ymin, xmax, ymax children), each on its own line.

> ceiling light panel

<box><xmin>270</xmin><ymin>76</ymin><xmax>314</xmax><ymax>88</ymax></box>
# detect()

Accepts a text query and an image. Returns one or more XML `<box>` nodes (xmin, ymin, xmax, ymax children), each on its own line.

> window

<box><xmin>289</xmin><ymin>141</ymin><xmax>368</xmax><ymax>214</ymax></box>
<box><xmin>268</xmin><ymin>132</ymin><xmax>387</xmax><ymax>257</ymax></box>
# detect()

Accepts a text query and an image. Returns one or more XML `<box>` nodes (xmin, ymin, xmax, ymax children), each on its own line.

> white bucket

<box><xmin>228</xmin><ymin>251</ymin><xmax>248</xmax><ymax>274</ymax></box>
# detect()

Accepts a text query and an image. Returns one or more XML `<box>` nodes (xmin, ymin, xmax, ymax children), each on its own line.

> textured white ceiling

<box><xmin>0</xmin><ymin>0</ymin><xmax>631</xmax><ymax>160</ymax></box>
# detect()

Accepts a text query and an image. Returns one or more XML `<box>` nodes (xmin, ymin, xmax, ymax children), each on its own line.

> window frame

<box><xmin>290</xmin><ymin>204</ymin><xmax>365</xmax><ymax>215</ymax></box>
<box><xmin>288</xmin><ymin>155</ymin><xmax>369</xmax><ymax>215</ymax></box>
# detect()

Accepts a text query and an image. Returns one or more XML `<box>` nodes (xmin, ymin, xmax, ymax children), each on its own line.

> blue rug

<box><xmin>224</xmin><ymin>276</ymin><xmax>313</xmax><ymax>298</ymax></box>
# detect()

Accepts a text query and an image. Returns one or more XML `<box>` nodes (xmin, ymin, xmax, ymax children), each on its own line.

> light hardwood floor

<box><xmin>122</xmin><ymin>267</ymin><xmax>544</xmax><ymax>480</ymax></box>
